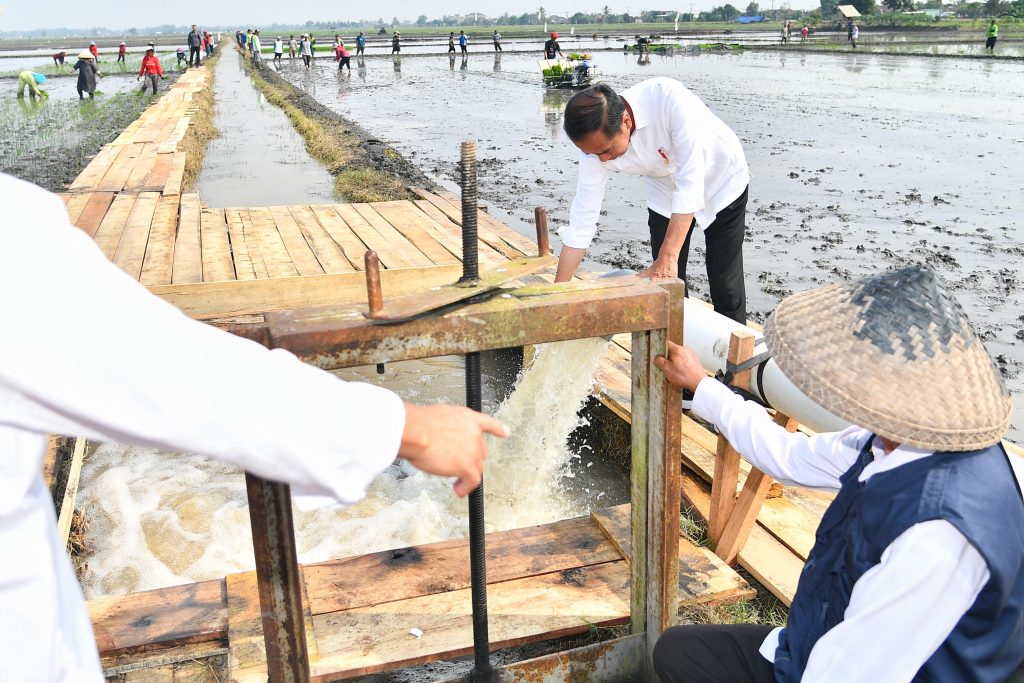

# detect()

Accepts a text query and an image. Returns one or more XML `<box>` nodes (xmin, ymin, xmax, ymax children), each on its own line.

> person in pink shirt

<box><xmin>335</xmin><ymin>41</ymin><xmax>351</xmax><ymax>72</ymax></box>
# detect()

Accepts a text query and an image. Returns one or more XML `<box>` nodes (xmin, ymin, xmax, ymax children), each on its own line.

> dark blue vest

<box><xmin>774</xmin><ymin>439</ymin><xmax>1024</xmax><ymax>682</ymax></box>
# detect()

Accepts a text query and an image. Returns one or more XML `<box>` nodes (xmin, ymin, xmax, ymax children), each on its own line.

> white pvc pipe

<box><xmin>681</xmin><ymin>299</ymin><xmax>850</xmax><ymax>434</ymax></box>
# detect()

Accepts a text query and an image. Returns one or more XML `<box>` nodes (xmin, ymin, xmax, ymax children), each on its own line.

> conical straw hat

<box><xmin>764</xmin><ymin>266</ymin><xmax>1011</xmax><ymax>451</ymax></box>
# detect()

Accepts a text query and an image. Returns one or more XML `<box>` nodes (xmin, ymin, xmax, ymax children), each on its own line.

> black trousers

<box><xmin>653</xmin><ymin>624</ymin><xmax>775</xmax><ymax>683</ymax></box>
<box><xmin>189</xmin><ymin>46</ymin><xmax>201</xmax><ymax>66</ymax></box>
<box><xmin>648</xmin><ymin>186</ymin><xmax>748</xmax><ymax>324</ymax></box>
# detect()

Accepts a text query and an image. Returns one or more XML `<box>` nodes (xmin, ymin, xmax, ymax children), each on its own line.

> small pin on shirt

<box><xmin>657</xmin><ymin>147</ymin><xmax>670</xmax><ymax>165</ymax></box>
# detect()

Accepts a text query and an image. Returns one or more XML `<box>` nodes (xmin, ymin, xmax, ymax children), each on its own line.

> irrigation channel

<box><xmin>273</xmin><ymin>47</ymin><xmax>1024</xmax><ymax>438</ymax></box>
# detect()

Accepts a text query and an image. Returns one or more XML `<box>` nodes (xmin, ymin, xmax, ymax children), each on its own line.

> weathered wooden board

<box><xmin>88</xmin><ymin>580</ymin><xmax>227</xmax><ymax>657</ymax></box>
<box><xmin>288</xmin><ymin>205</ymin><xmax>355</xmax><ymax>274</ymax></box>
<box><xmin>92</xmin><ymin>193</ymin><xmax>138</xmax><ymax>260</ymax></box>
<box><xmin>73</xmin><ymin>191</ymin><xmax>116</xmax><ymax>238</ymax></box>
<box><xmin>172</xmin><ymin>194</ymin><xmax>203</xmax><ymax>284</ymax></box>
<box><xmin>590</xmin><ymin>504</ymin><xmax>752</xmax><ymax>606</ymax></box>
<box><xmin>247</xmin><ymin>207</ymin><xmax>299</xmax><ymax>279</ymax></box>
<box><xmin>268</xmin><ymin>205</ymin><xmax>324</xmax><ymax>277</ymax></box>
<box><xmin>140</xmin><ymin>195</ymin><xmax>180</xmax><ymax>287</ymax></box>
<box><xmin>148</xmin><ymin>265</ymin><xmax>464</xmax><ymax>319</ymax></box>
<box><xmin>308</xmin><ymin>205</ymin><xmax>367</xmax><ymax>270</ymax></box>
<box><xmin>200</xmin><ymin>208</ymin><xmax>235</xmax><ymax>283</ymax></box>
<box><xmin>303</xmin><ymin>515</ymin><xmax>623</xmax><ymax>615</ymax></box>
<box><xmin>113</xmin><ymin>191</ymin><xmax>159</xmax><ymax>281</ymax></box>
<box><xmin>306</xmin><ymin>560</ymin><xmax>632</xmax><ymax>681</ymax></box>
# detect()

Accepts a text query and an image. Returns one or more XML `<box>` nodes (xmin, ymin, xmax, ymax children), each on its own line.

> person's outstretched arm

<box><xmin>655</xmin><ymin>341</ymin><xmax>856</xmax><ymax>488</ymax></box>
<box><xmin>0</xmin><ymin>175</ymin><xmax>506</xmax><ymax>504</ymax></box>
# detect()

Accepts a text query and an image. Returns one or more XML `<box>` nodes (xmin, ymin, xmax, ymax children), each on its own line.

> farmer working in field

<box><xmin>16</xmin><ymin>71</ymin><xmax>48</xmax><ymax>99</ymax></box>
<box><xmin>0</xmin><ymin>171</ymin><xmax>508</xmax><ymax>682</ymax></box>
<box><xmin>555</xmin><ymin>79</ymin><xmax>751</xmax><ymax>325</ymax></box>
<box><xmin>653</xmin><ymin>265</ymin><xmax>1024</xmax><ymax>682</ymax></box>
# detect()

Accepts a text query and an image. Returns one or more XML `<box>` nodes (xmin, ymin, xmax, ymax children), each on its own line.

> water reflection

<box><xmin>493</xmin><ymin>53</ymin><xmax>502</xmax><ymax>72</ymax></box>
<box><xmin>393</xmin><ymin>56</ymin><xmax>402</xmax><ymax>79</ymax></box>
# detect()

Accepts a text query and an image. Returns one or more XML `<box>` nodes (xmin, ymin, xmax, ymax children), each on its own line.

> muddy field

<box><xmin>0</xmin><ymin>73</ymin><xmax>180</xmax><ymax>191</ymax></box>
<box><xmin>274</xmin><ymin>49</ymin><xmax>1024</xmax><ymax>438</ymax></box>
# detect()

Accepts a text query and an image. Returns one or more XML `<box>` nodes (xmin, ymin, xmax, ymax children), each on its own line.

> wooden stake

<box><xmin>708</xmin><ymin>330</ymin><xmax>755</xmax><ymax>544</ymax></box>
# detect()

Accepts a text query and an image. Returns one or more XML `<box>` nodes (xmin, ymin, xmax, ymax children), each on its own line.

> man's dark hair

<box><xmin>564</xmin><ymin>83</ymin><xmax>625</xmax><ymax>142</ymax></box>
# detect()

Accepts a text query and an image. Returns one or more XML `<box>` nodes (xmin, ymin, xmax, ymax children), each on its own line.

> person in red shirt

<box><xmin>88</xmin><ymin>41</ymin><xmax>98</xmax><ymax>60</ymax></box>
<box><xmin>137</xmin><ymin>44</ymin><xmax>165</xmax><ymax>95</ymax></box>
<box><xmin>117</xmin><ymin>41</ymin><xmax>126</xmax><ymax>65</ymax></box>
<box><xmin>335</xmin><ymin>41</ymin><xmax>351</xmax><ymax>72</ymax></box>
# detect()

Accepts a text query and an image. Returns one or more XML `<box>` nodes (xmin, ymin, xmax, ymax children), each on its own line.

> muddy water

<box><xmin>78</xmin><ymin>341</ymin><xmax>627</xmax><ymax>598</ymax></box>
<box><xmin>196</xmin><ymin>48</ymin><xmax>336</xmax><ymax>207</ymax></box>
<box><xmin>278</xmin><ymin>50</ymin><xmax>1024</xmax><ymax>439</ymax></box>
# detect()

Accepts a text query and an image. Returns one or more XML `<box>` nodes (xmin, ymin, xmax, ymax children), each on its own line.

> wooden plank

<box><xmin>355</xmin><ymin>202</ymin><xmax>456</xmax><ymax>266</ymax></box>
<box><xmin>334</xmin><ymin>204</ymin><xmax>422</xmax><ymax>269</ymax></box>
<box><xmin>350</xmin><ymin>203</ymin><xmax>441</xmax><ymax>267</ymax></box>
<box><xmin>55</xmin><ymin>438</ymin><xmax>86</xmax><ymax>547</ymax></box>
<box><xmin>140</xmin><ymin>195</ymin><xmax>180</xmax><ymax>287</ymax></box>
<box><xmin>199</xmin><ymin>208</ymin><xmax>236</xmax><ymax>282</ymax></box>
<box><xmin>308</xmin><ymin>205</ymin><xmax>367</xmax><ymax>270</ymax></box>
<box><xmin>590</xmin><ymin>504</ymin><xmax>752</xmax><ymax>604</ymax></box>
<box><xmin>148</xmin><ymin>265</ymin><xmax>465</xmax><ymax>319</ymax></box>
<box><xmin>709</xmin><ymin>331</ymin><xmax>756</xmax><ymax>544</ymax></box>
<box><xmin>143</xmin><ymin>152</ymin><xmax>174</xmax><ymax>192</ymax></box>
<box><xmin>399</xmin><ymin>200</ymin><xmax>508</xmax><ymax>267</ymax></box>
<box><xmin>268</xmin><ymin>205</ymin><xmax>324</xmax><ymax>276</ymax></box>
<box><xmin>69</xmin><ymin>145</ymin><xmax>122</xmax><ymax>191</ymax></box>
<box><xmin>629</xmin><ymin>331</ymin><xmax>649</xmax><ymax>635</ymax></box>
<box><xmin>63</xmin><ymin>193</ymin><xmax>92</xmax><ymax>225</ymax></box>
<box><xmin>163</xmin><ymin>152</ymin><xmax>187</xmax><ymax>196</ymax></box>
<box><xmin>370</xmin><ymin>201</ymin><xmax>465</xmax><ymax>266</ymax></box>
<box><xmin>226</xmin><ymin>572</ymin><xmax>266</xmax><ymax>678</ymax></box>
<box><xmin>303</xmin><ymin>515</ymin><xmax>622</xmax><ymax>615</ymax></box>
<box><xmin>96</xmin><ymin>143</ymin><xmax>145</xmax><ymax>192</ymax></box>
<box><xmin>681</xmin><ymin>474</ymin><xmax>802</xmax><ymax>605</ymax></box>
<box><xmin>92</xmin><ymin>193</ymin><xmax>139</xmax><ymax>260</ymax></box>
<box><xmin>411</xmin><ymin>187</ymin><xmax>538</xmax><ymax>257</ymax></box>
<box><xmin>113</xmin><ymin>192</ymin><xmax>160</xmax><ymax>281</ymax></box>
<box><xmin>288</xmin><ymin>205</ymin><xmax>356</xmax><ymax>274</ymax></box>
<box><xmin>413</xmin><ymin>199</ymin><xmax>523</xmax><ymax>261</ymax></box>
<box><xmin>73</xmin><ymin>192</ymin><xmax>116</xmax><ymax>238</ymax></box>
<box><xmin>172</xmin><ymin>194</ymin><xmax>203</xmax><ymax>284</ymax></box>
<box><xmin>717</xmin><ymin>469</ymin><xmax>774</xmax><ymax>565</ymax></box>
<box><xmin>246</xmin><ymin>207</ymin><xmax>299</xmax><ymax>279</ymax></box>
<box><xmin>88</xmin><ymin>580</ymin><xmax>227</xmax><ymax>657</ymax></box>
<box><xmin>125</xmin><ymin>144</ymin><xmax>160</xmax><ymax>191</ymax></box>
<box><xmin>307</xmin><ymin>560</ymin><xmax>632</xmax><ymax>682</ymax></box>
<box><xmin>239</xmin><ymin>210</ymin><xmax>270</xmax><ymax>280</ymax></box>
<box><xmin>225</xmin><ymin>210</ymin><xmax>256</xmax><ymax>281</ymax></box>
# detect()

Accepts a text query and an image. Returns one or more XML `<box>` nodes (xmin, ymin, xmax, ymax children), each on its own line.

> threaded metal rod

<box><xmin>461</xmin><ymin>140</ymin><xmax>491</xmax><ymax>679</ymax></box>
<box><xmin>460</xmin><ymin>141</ymin><xmax>480</xmax><ymax>285</ymax></box>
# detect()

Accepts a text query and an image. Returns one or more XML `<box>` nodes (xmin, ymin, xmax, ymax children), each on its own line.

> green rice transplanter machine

<box><xmin>236</xmin><ymin>140</ymin><xmax>683</xmax><ymax>682</ymax></box>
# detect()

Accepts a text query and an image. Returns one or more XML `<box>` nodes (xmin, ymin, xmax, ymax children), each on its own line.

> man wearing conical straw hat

<box><xmin>653</xmin><ymin>265</ymin><xmax>1024</xmax><ymax>682</ymax></box>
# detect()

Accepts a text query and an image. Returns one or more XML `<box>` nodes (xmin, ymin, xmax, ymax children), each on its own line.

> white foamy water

<box><xmin>78</xmin><ymin>339</ymin><xmax>614</xmax><ymax>598</ymax></box>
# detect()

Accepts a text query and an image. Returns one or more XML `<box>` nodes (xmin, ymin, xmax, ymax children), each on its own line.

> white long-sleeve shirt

<box><xmin>560</xmin><ymin>77</ymin><xmax>750</xmax><ymax>249</ymax></box>
<box><xmin>692</xmin><ymin>378</ymin><xmax>1024</xmax><ymax>683</ymax></box>
<box><xmin>0</xmin><ymin>174</ymin><xmax>406</xmax><ymax>682</ymax></box>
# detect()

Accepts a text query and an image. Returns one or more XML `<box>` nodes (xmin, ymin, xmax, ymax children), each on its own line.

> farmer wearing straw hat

<box><xmin>73</xmin><ymin>52</ymin><xmax>100</xmax><ymax>100</ymax></box>
<box><xmin>652</xmin><ymin>265</ymin><xmax>1024</xmax><ymax>682</ymax></box>
<box><xmin>117</xmin><ymin>41</ymin><xmax>126</xmax><ymax>65</ymax></box>
<box><xmin>137</xmin><ymin>44</ymin><xmax>165</xmax><ymax>95</ymax></box>
<box><xmin>16</xmin><ymin>71</ymin><xmax>48</xmax><ymax>99</ymax></box>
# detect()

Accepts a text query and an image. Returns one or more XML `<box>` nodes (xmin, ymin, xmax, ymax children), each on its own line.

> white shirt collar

<box><xmin>858</xmin><ymin>433</ymin><xmax>935</xmax><ymax>482</ymax></box>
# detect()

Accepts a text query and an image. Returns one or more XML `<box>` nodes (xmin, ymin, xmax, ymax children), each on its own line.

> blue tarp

<box><xmin>736</xmin><ymin>15</ymin><xmax>766</xmax><ymax>22</ymax></box>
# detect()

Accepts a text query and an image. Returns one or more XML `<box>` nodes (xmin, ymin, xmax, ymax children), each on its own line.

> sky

<box><xmin>0</xmin><ymin>0</ymin><xmax>818</xmax><ymax>32</ymax></box>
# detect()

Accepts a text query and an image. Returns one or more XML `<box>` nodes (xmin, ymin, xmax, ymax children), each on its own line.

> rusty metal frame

<box><xmin>238</xmin><ymin>276</ymin><xmax>684</xmax><ymax>681</ymax></box>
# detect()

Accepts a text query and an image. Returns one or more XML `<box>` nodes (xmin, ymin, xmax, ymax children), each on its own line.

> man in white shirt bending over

<box><xmin>0</xmin><ymin>172</ymin><xmax>508</xmax><ymax>683</ymax></box>
<box><xmin>652</xmin><ymin>265</ymin><xmax>1024</xmax><ymax>682</ymax></box>
<box><xmin>555</xmin><ymin>78</ymin><xmax>751</xmax><ymax>324</ymax></box>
